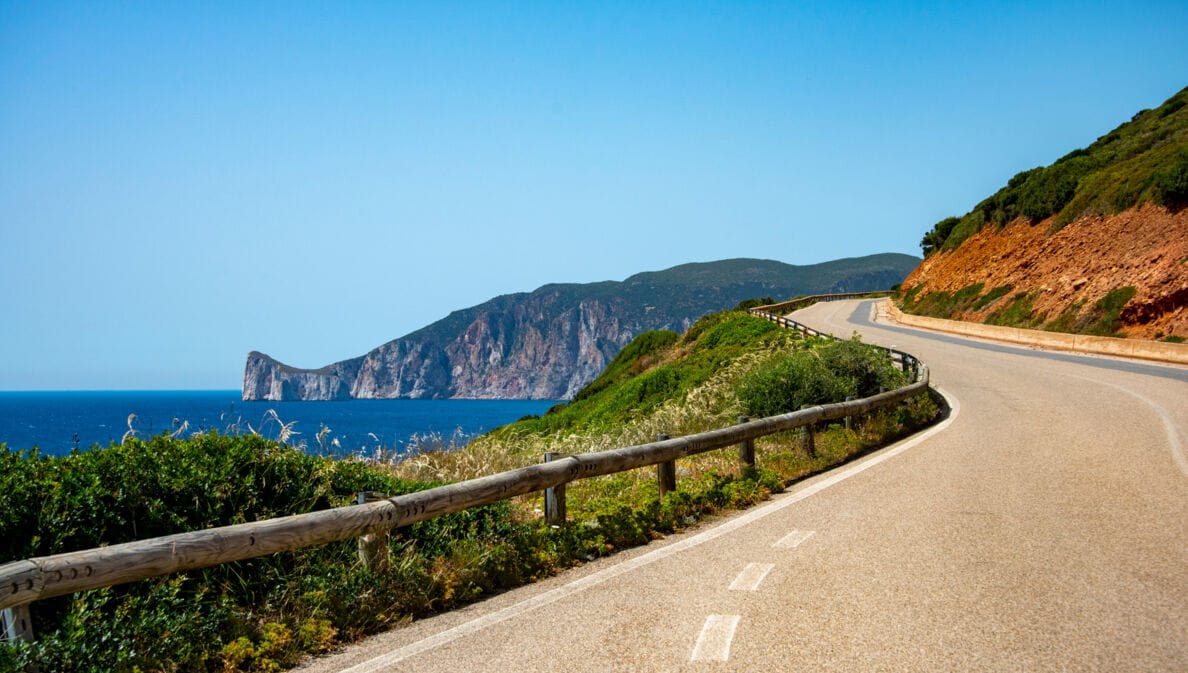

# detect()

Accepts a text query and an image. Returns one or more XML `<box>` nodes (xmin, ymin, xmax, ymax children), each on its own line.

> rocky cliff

<box><xmin>242</xmin><ymin>352</ymin><xmax>361</xmax><ymax>401</ymax></box>
<box><xmin>243</xmin><ymin>254</ymin><xmax>919</xmax><ymax>401</ymax></box>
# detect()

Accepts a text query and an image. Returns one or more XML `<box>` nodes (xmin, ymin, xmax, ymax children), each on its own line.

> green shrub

<box><xmin>0</xmin><ymin>306</ymin><xmax>943</xmax><ymax>672</ymax></box>
<box><xmin>918</xmin><ymin>86</ymin><xmax>1188</xmax><ymax>253</ymax></box>
<box><xmin>817</xmin><ymin>338</ymin><xmax>907</xmax><ymax>398</ymax></box>
<box><xmin>0</xmin><ymin>435</ymin><xmax>550</xmax><ymax>673</ymax></box>
<box><xmin>1043</xmin><ymin>299</ymin><xmax>1087</xmax><ymax>333</ymax></box>
<box><xmin>920</xmin><ymin>216</ymin><xmax>960</xmax><ymax>256</ymax></box>
<box><xmin>972</xmin><ymin>285</ymin><xmax>1013</xmax><ymax>311</ymax></box>
<box><xmin>985</xmin><ymin>292</ymin><xmax>1044</xmax><ymax>328</ymax></box>
<box><xmin>738</xmin><ymin>351</ymin><xmax>843</xmax><ymax>418</ymax></box>
<box><xmin>1156</xmin><ymin>149</ymin><xmax>1188</xmax><ymax>210</ymax></box>
<box><xmin>5</xmin><ymin>578</ymin><xmax>230</xmax><ymax>673</ymax></box>
<box><xmin>908</xmin><ymin>283</ymin><xmax>985</xmax><ymax>318</ymax></box>
<box><xmin>734</xmin><ymin>296</ymin><xmax>776</xmax><ymax>311</ymax></box>
<box><xmin>737</xmin><ymin>338</ymin><xmax>901</xmax><ymax>417</ymax></box>
<box><xmin>515</xmin><ymin>312</ymin><xmax>788</xmax><ymax>436</ymax></box>
<box><xmin>1082</xmin><ymin>286</ymin><xmax>1137</xmax><ymax>336</ymax></box>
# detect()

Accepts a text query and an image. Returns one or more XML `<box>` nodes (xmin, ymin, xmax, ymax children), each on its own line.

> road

<box><xmin>297</xmin><ymin>300</ymin><xmax>1188</xmax><ymax>672</ymax></box>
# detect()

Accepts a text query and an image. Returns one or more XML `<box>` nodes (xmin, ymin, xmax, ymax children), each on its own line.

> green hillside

<box><xmin>4</xmin><ymin>308</ymin><xmax>940</xmax><ymax>672</ymax></box>
<box><xmin>921</xmin><ymin>86</ymin><xmax>1188</xmax><ymax>256</ymax></box>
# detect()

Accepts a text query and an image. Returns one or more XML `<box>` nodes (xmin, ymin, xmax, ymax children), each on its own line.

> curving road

<box><xmin>298</xmin><ymin>300</ymin><xmax>1187</xmax><ymax>673</ymax></box>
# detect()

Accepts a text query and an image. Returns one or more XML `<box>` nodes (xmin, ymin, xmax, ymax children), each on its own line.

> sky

<box><xmin>2</xmin><ymin>1</ymin><xmax>1186</xmax><ymax>390</ymax></box>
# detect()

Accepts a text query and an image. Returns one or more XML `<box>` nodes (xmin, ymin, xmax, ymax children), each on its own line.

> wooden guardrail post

<box><xmin>656</xmin><ymin>434</ymin><xmax>676</xmax><ymax>497</ymax></box>
<box><xmin>844</xmin><ymin>396</ymin><xmax>855</xmax><ymax>431</ymax></box>
<box><xmin>3</xmin><ymin>604</ymin><xmax>33</xmax><ymax>644</ymax></box>
<box><xmin>799</xmin><ymin>406</ymin><xmax>816</xmax><ymax>458</ymax></box>
<box><xmin>357</xmin><ymin>491</ymin><xmax>390</xmax><ymax>571</ymax></box>
<box><xmin>737</xmin><ymin>416</ymin><xmax>755</xmax><ymax>468</ymax></box>
<box><xmin>543</xmin><ymin>453</ymin><xmax>567</xmax><ymax>525</ymax></box>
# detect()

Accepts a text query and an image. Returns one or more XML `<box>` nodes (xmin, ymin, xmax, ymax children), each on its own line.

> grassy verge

<box><xmin>0</xmin><ymin>310</ymin><xmax>940</xmax><ymax>672</ymax></box>
<box><xmin>899</xmin><ymin>284</ymin><xmax>1142</xmax><ymax>337</ymax></box>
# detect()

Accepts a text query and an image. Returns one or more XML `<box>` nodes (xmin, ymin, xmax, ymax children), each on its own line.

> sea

<box><xmin>0</xmin><ymin>391</ymin><xmax>559</xmax><ymax>459</ymax></box>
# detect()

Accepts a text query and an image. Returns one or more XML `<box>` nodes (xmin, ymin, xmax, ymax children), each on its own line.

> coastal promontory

<box><xmin>243</xmin><ymin>255</ymin><xmax>919</xmax><ymax>401</ymax></box>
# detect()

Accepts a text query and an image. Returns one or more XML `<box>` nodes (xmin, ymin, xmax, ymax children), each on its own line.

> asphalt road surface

<box><xmin>297</xmin><ymin>300</ymin><xmax>1187</xmax><ymax>672</ymax></box>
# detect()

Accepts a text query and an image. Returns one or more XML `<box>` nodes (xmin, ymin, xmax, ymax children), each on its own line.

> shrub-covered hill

<box><xmin>1</xmin><ymin>308</ymin><xmax>938</xmax><ymax>673</ymax></box>
<box><xmin>395</xmin><ymin>309</ymin><xmax>932</xmax><ymax>482</ymax></box>
<box><xmin>905</xmin><ymin>86</ymin><xmax>1188</xmax><ymax>341</ymax></box>
<box><xmin>920</xmin><ymin>86</ymin><xmax>1188</xmax><ymax>255</ymax></box>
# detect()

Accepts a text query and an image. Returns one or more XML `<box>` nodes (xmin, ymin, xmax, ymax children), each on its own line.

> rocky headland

<box><xmin>243</xmin><ymin>255</ymin><xmax>919</xmax><ymax>401</ymax></box>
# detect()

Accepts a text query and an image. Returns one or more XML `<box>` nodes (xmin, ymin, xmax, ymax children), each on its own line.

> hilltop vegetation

<box><xmin>397</xmin><ymin>309</ymin><xmax>929</xmax><ymax>481</ymax></box>
<box><xmin>2</xmin><ymin>307</ymin><xmax>939</xmax><ymax>672</ymax></box>
<box><xmin>905</xmin><ymin>86</ymin><xmax>1188</xmax><ymax>341</ymax></box>
<box><xmin>920</xmin><ymin>86</ymin><xmax>1188</xmax><ymax>256</ymax></box>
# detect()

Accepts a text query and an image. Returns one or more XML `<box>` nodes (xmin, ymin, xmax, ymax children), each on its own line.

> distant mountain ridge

<box><xmin>243</xmin><ymin>254</ymin><xmax>919</xmax><ymax>401</ymax></box>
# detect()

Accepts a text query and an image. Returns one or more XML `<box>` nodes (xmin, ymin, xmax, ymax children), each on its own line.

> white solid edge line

<box><xmin>338</xmin><ymin>389</ymin><xmax>960</xmax><ymax>673</ymax></box>
<box><xmin>729</xmin><ymin>563</ymin><xmax>775</xmax><ymax>592</ymax></box>
<box><xmin>1057</xmin><ymin>372</ymin><xmax>1188</xmax><ymax>477</ymax></box>
<box><xmin>868</xmin><ymin>297</ymin><xmax>1185</xmax><ymax>475</ymax></box>
<box><xmin>690</xmin><ymin>615</ymin><xmax>741</xmax><ymax>662</ymax></box>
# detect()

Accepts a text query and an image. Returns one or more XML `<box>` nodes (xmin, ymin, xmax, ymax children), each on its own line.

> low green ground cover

<box><xmin>898</xmin><ymin>284</ymin><xmax>1139</xmax><ymax>337</ymax></box>
<box><xmin>1</xmin><ymin>309</ymin><xmax>940</xmax><ymax>672</ymax></box>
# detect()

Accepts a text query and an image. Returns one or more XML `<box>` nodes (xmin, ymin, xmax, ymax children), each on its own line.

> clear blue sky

<box><xmin>2</xmin><ymin>1</ymin><xmax>1186</xmax><ymax>390</ymax></box>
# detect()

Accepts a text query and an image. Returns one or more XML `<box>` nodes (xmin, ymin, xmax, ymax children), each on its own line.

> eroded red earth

<box><xmin>902</xmin><ymin>204</ymin><xmax>1188</xmax><ymax>340</ymax></box>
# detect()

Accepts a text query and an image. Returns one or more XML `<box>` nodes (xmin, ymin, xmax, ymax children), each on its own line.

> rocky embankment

<box><xmin>902</xmin><ymin>205</ymin><xmax>1188</xmax><ymax>339</ymax></box>
<box><xmin>243</xmin><ymin>255</ymin><xmax>919</xmax><ymax>401</ymax></box>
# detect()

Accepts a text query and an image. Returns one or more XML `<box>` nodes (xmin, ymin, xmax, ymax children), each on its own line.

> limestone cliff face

<box><xmin>242</xmin><ymin>255</ymin><xmax>919</xmax><ymax>401</ymax></box>
<box><xmin>349</xmin><ymin>295</ymin><xmax>638</xmax><ymax>400</ymax></box>
<box><xmin>242</xmin><ymin>352</ymin><xmax>360</xmax><ymax>401</ymax></box>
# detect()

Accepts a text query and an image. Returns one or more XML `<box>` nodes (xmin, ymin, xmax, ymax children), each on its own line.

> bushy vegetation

<box><xmin>0</xmin><ymin>436</ymin><xmax>566</xmax><ymax>672</ymax></box>
<box><xmin>1080</xmin><ymin>286</ymin><xmax>1138</xmax><ymax>336</ymax></box>
<box><xmin>898</xmin><ymin>283</ymin><xmax>986</xmax><ymax>318</ymax></box>
<box><xmin>503</xmin><ymin>312</ymin><xmax>785</xmax><ymax>437</ymax></box>
<box><xmin>984</xmin><ymin>291</ymin><xmax>1044</xmax><ymax>328</ymax></box>
<box><xmin>737</xmin><ymin>338</ymin><xmax>905</xmax><ymax>418</ymax></box>
<box><xmin>733</xmin><ymin>296</ymin><xmax>777</xmax><ymax>311</ymax></box>
<box><xmin>898</xmin><ymin>283</ymin><xmax>1141</xmax><ymax>337</ymax></box>
<box><xmin>1</xmin><ymin>309</ymin><xmax>940</xmax><ymax>672</ymax></box>
<box><xmin>919</xmin><ymin>86</ymin><xmax>1188</xmax><ymax>256</ymax></box>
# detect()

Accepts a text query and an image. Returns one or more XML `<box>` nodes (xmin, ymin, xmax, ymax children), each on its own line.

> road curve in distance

<box><xmin>297</xmin><ymin>299</ymin><xmax>1187</xmax><ymax>672</ymax></box>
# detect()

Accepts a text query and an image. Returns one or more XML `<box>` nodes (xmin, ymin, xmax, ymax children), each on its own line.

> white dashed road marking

<box><xmin>729</xmin><ymin>563</ymin><xmax>775</xmax><ymax>591</ymax></box>
<box><xmin>691</xmin><ymin>615</ymin><xmax>741</xmax><ymax>662</ymax></box>
<box><xmin>774</xmin><ymin>529</ymin><xmax>815</xmax><ymax>549</ymax></box>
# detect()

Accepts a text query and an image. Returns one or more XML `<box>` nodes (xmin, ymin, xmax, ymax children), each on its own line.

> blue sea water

<box><xmin>0</xmin><ymin>391</ymin><xmax>558</xmax><ymax>458</ymax></box>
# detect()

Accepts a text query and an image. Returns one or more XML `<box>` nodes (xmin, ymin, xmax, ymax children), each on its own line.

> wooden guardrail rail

<box><xmin>1</xmin><ymin>293</ymin><xmax>925</xmax><ymax>641</ymax></box>
<box><xmin>750</xmin><ymin>291</ymin><xmax>892</xmax><ymax>317</ymax></box>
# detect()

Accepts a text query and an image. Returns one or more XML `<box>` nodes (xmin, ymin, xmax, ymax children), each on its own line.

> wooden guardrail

<box><xmin>750</xmin><ymin>291</ymin><xmax>893</xmax><ymax>317</ymax></box>
<box><xmin>0</xmin><ymin>293</ymin><xmax>925</xmax><ymax>641</ymax></box>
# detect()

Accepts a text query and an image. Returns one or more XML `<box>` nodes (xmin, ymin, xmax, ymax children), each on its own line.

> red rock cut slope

<box><xmin>901</xmin><ymin>204</ymin><xmax>1188</xmax><ymax>340</ymax></box>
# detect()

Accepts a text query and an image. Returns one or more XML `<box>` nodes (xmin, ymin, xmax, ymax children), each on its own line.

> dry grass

<box><xmin>384</xmin><ymin>344</ymin><xmax>786</xmax><ymax>484</ymax></box>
